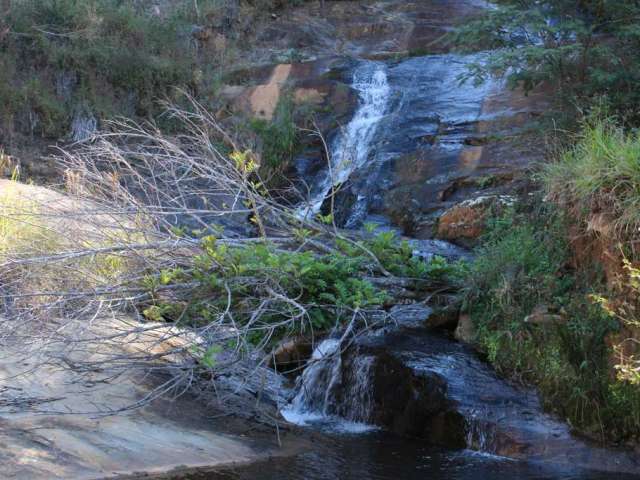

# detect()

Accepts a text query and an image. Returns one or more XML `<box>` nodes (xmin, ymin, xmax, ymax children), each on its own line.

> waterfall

<box><xmin>283</xmin><ymin>339</ymin><xmax>341</xmax><ymax>419</ymax></box>
<box><xmin>280</xmin><ymin>339</ymin><xmax>376</xmax><ymax>433</ymax></box>
<box><xmin>299</xmin><ymin>62</ymin><xmax>391</xmax><ymax>219</ymax></box>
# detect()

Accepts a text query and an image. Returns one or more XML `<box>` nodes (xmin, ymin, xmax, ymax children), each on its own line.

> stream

<box><xmin>191</xmin><ymin>53</ymin><xmax>640</xmax><ymax>479</ymax></box>
<box><xmin>191</xmin><ymin>435</ymin><xmax>637</xmax><ymax>480</ymax></box>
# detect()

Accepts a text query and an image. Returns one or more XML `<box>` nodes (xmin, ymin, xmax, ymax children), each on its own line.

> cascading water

<box><xmin>280</xmin><ymin>47</ymin><xmax>640</xmax><ymax>477</ymax></box>
<box><xmin>282</xmin><ymin>324</ymin><xmax>639</xmax><ymax>474</ymax></box>
<box><xmin>282</xmin><ymin>339</ymin><xmax>341</xmax><ymax>422</ymax></box>
<box><xmin>280</xmin><ymin>338</ymin><xmax>376</xmax><ymax>433</ymax></box>
<box><xmin>298</xmin><ymin>62</ymin><xmax>391</xmax><ymax>219</ymax></box>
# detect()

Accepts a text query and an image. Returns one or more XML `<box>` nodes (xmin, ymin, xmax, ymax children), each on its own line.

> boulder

<box><xmin>524</xmin><ymin>304</ymin><xmax>566</xmax><ymax>326</ymax></box>
<box><xmin>336</xmin><ymin>346</ymin><xmax>467</xmax><ymax>448</ymax></box>
<box><xmin>270</xmin><ymin>337</ymin><xmax>313</xmax><ymax>373</ymax></box>
<box><xmin>436</xmin><ymin>195</ymin><xmax>514</xmax><ymax>246</ymax></box>
<box><xmin>389</xmin><ymin>304</ymin><xmax>433</xmax><ymax>329</ymax></box>
<box><xmin>426</xmin><ymin>302</ymin><xmax>460</xmax><ymax>330</ymax></box>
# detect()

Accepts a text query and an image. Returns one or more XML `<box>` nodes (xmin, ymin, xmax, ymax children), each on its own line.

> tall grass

<box><xmin>543</xmin><ymin>119</ymin><xmax>640</xmax><ymax>233</ymax></box>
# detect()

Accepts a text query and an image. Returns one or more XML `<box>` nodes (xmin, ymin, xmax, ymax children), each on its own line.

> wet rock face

<box><xmin>315</xmin><ymin>49</ymin><xmax>547</xmax><ymax>236</ymax></box>
<box><xmin>363</xmin><ymin>350</ymin><xmax>466</xmax><ymax>446</ymax></box>
<box><xmin>331</xmin><ymin>343</ymin><xmax>467</xmax><ymax>448</ymax></box>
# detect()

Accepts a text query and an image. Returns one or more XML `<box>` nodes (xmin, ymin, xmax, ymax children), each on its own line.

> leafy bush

<box><xmin>341</xmin><ymin>227</ymin><xmax>467</xmax><ymax>281</ymax></box>
<box><xmin>465</xmin><ymin>204</ymin><xmax>640</xmax><ymax>441</ymax></box>
<box><xmin>250</xmin><ymin>96</ymin><xmax>299</xmax><ymax>172</ymax></box>
<box><xmin>143</xmin><ymin>229</ymin><xmax>463</xmax><ymax>346</ymax></box>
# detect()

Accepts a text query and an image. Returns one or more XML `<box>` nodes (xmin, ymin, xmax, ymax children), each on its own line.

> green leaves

<box><xmin>453</xmin><ymin>0</ymin><xmax>640</xmax><ymax>120</ymax></box>
<box><xmin>249</xmin><ymin>96</ymin><xmax>298</xmax><ymax>171</ymax></box>
<box><xmin>140</xmin><ymin>230</ymin><xmax>459</xmax><ymax>344</ymax></box>
<box><xmin>201</xmin><ymin>344</ymin><xmax>223</xmax><ymax>369</ymax></box>
<box><xmin>466</xmin><ymin>202</ymin><xmax>640</xmax><ymax>441</ymax></box>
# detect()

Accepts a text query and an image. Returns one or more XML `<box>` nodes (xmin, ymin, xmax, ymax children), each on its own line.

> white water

<box><xmin>298</xmin><ymin>62</ymin><xmax>391</xmax><ymax>219</ymax></box>
<box><xmin>280</xmin><ymin>338</ymin><xmax>377</xmax><ymax>433</ymax></box>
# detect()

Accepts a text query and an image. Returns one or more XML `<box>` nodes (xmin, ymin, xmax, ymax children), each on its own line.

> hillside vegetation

<box><xmin>454</xmin><ymin>0</ymin><xmax>640</xmax><ymax>121</ymax></box>
<box><xmin>0</xmin><ymin>0</ymin><xmax>305</xmax><ymax>146</ymax></box>
<box><xmin>459</xmin><ymin>0</ymin><xmax>640</xmax><ymax>444</ymax></box>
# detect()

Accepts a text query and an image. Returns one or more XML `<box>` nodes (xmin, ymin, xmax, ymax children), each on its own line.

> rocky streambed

<box><xmin>277</xmin><ymin>313</ymin><xmax>640</xmax><ymax>473</ymax></box>
<box><xmin>231</xmin><ymin>0</ymin><xmax>640</xmax><ymax>477</ymax></box>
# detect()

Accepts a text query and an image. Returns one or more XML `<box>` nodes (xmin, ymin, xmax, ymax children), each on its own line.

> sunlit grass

<box><xmin>0</xmin><ymin>176</ymin><xmax>135</xmax><ymax>292</ymax></box>
<box><xmin>0</xmin><ymin>175</ymin><xmax>61</xmax><ymax>257</ymax></box>
<box><xmin>543</xmin><ymin>118</ymin><xmax>640</xmax><ymax>232</ymax></box>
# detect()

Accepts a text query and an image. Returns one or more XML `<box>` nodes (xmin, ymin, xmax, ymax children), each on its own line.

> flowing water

<box><xmin>280</xmin><ymin>338</ymin><xmax>376</xmax><ymax>433</ymax></box>
<box><xmin>306</xmin><ymin>53</ymin><xmax>498</xmax><ymax>229</ymax></box>
<box><xmin>298</xmin><ymin>61</ymin><xmax>391</xmax><ymax>219</ymax></box>
<box><xmin>200</xmin><ymin>53</ymin><xmax>640</xmax><ymax>479</ymax></box>
<box><xmin>278</xmin><ymin>328</ymin><xmax>640</xmax><ymax>473</ymax></box>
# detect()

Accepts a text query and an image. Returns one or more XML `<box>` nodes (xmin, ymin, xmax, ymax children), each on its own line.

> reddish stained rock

<box><xmin>436</xmin><ymin>195</ymin><xmax>514</xmax><ymax>245</ymax></box>
<box><xmin>270</xmin><ymin>337</ymin><xmax>314</xmax><ymax>373</ymax></box>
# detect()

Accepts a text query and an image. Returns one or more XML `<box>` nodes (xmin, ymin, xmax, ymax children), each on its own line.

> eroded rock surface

<box><xmin>335</xmin><ymin>321</ymin><xmax>640</xmax><ymax>473</ymax></box>
<box><xmin>0</xmin><ymin>319</ymin><xmax>300</xmax><ymax>480</ymax></box>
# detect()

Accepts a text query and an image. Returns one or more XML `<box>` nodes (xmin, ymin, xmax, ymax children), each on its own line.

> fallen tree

<box><xmin>0</xmin><ymin>99</ymin><xmax>465</xmax><ymax>419</ymax></box>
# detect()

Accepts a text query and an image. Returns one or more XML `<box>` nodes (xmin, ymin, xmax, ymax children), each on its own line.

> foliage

<box><xmin>250</xmin><ymin>95</ymin><xmax>299</xmax><ymax>172</ymax></box>
<box><xmin>543</xmin><ymin>116</ymin><xmax>640</xmax><ymax>233</ymax></box>
<box><xmin>0</xmin><ymin>0</ymin><xmax>317</xmax><ymax>142</ymax></box>
<box><xmin>1</xmin><ymin>0</ymin><xmax>202</xmax><ymax>136</ymax></box>
<box><xmin>339</xmin><ymin>228</ymin><xmax>467</xmax><ymax>281</ymax></box>
<box><xmin>143</xmin><ymin>229</ymin><xmax>463</xmax><ymax>347</ymax></box>
<box><xmin>453</xmin><ymin>0</ymin><xmax>640</xmax><ymax>120</ymax></box>
<box><xmin>591</xmin><ymin>259</ymin><xmax>640</xmax><ymax>387</ymax></box>
<box><xmin>465</xmin><ymin>203</ymin><xmax>640</xmax><ymax>441</ymax></box>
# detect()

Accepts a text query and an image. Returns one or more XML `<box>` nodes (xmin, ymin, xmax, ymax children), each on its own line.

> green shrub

<box><xmin>250</xmin><ymin>96</ymin><xmax>298</xmax><ymax>172</ymax></box>
<box><xmin>453</xmin><ymin>0</ymin><xmax>640</xmax><ymax>121</ymax></box>
<box><xmin>142</xmin><ymin>230</ymin><xmax>463</xmax><ymax>346</ymax></box>
<box><xmin>465</xmin><ymin>204</ymin><xmax>640</xmax><ymax>441</ymax></box>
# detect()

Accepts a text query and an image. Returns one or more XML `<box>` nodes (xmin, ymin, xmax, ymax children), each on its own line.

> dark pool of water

<box><xmin>181</xmin><ymin>431</ymin><xmax>640</xmax><ymax>480</ymax></box>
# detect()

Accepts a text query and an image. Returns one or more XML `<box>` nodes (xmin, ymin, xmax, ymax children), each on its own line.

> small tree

<box><xmin>453</xmin><ymin>0</ymin><xmax>640</xmax><ymax>121</ymax></box>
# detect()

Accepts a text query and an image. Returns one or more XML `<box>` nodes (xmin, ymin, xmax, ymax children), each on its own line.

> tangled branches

<box><xmin>0</xmin><ymin>98</ymin><xmax>460</xmax><ymax>416</ymax></box>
